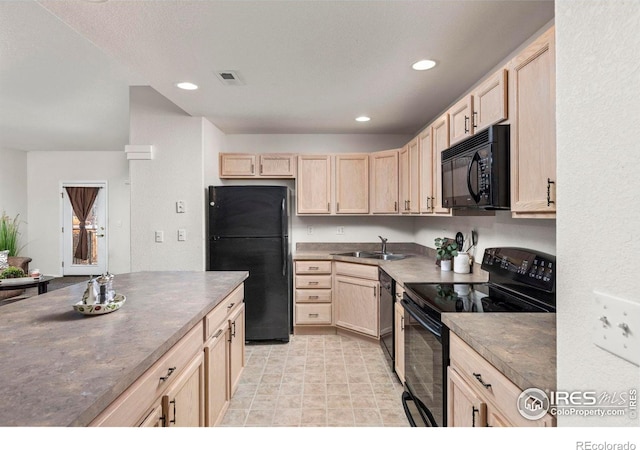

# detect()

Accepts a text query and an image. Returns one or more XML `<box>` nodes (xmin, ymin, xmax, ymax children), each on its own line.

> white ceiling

<box><xmin>0</xmin><ymin>0</ymin><xmax>554</xmax><ymax>152</ymax></box>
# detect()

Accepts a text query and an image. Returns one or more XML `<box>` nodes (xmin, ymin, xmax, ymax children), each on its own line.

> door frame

<box><xmin>60</xmin><ymin>181</ymin><xmax>109</xmax><ymax>276</ymax></box>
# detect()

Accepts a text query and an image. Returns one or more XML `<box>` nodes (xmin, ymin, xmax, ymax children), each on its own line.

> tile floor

<box><xmin>219</xmin><ymin>334</ymin><xmax>410</xmax><ymax>427</ymax></box>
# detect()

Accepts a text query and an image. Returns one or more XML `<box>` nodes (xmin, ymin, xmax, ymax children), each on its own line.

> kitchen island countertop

<box><xmin>0</xmin><ymin>270</ymin><xmax>248</xmax><ymax>426</ymax></box>
<box><xmin>442</xmin><ymin>313</ymin><xmax>556</xmax><ymax>393</ymax></box>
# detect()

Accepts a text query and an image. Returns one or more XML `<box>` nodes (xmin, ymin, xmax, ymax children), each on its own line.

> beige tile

<box><xmin>349</xmin><ymin>383</ymin><xmax>374</xmax><ymax>396</ymax></box>
<box><xmin>303</xmin><ymin>394</ymin><xmax>327</xmax><ymax>409</ymax></box>
<box><xmin>282</xmin><ymin>371</ymin><xmax>305</xmax><ymax>384</ymax></box>
<box><xmin>327</xmin><ymin>408</ymin><xmax>355</xmax><ymax>426</ymax></box>
<box><xmin>279</xmin><ymin>382</ymin><xmax>304</xmax><ymax>395</ymax></box>
<box><xmin>304</xmin><ymin>371</ymin><xmax>327</xmax><ymax>384</ymax></box>
<box><xmin>303</xmin><ymin>383</ymin><xmax>327</xmax><ymax>396</ymax></box>
<box><xmin>219</xmin><ymin>409</ymin><xmax>248</xmax><ymax>426</ymax></box>
<box><xmin>277</xmin><ymin>394</ymin><xmax>302</xmax><ymax>409</ymax></box>
<box><xmin>353</xmin><ymin>408</ymin><xmax>383</xmax><ymax>426</ymax></box>
<box><xmin>234</xmin><ymin>383</ymin><xmax>258</xmax><ymax>398</ymax></box>
<box><xmin>272</xmin><ymin>408</ymin><xmax>302</xmax><ymax>426</ymax></box>
<box><xmin>351</xmin><ymin>395</ymin><xmax>377</xmax><ymax>409</ymax></box>
<box><xmin>301</xmin><ymin>408</ymin><xmax>327</xmax><ymax>426</ymax></box>
<box><xmin>326</xmin><ymin>383</ymin><xmax>349</xmax><ymax>395</ymax></box>
<box><xmin>251</xmin><ymin>394</ymin><xmax>277</xmax><ymax>410</ymax></box>
<box><xmin>245</xmin><ymin>409</ymin><xmax>273</xmax><ymax>426</ymax></box>
<box><xmin>327</xmin><ymin>394</ymin><xmax>352</xmax><ymax>409</ymax></box>
<box><xmin>228</xmin><ymin>395</ymin><xmax>253</xmax><ymax>410</ymax></box>
<box><xmin>260</xmin><ymin>372</ymin><xmax>283</xmax><ymax>384</ymax></box>
<box><xmin>380</xmin><ymin>408</ymin><xmax>411</xmax><ymax>426</ymax></box>
<box><xmin>347</xmin><ymin>371</ymin><xmax>370</xmax><ymax>384</ymax></box>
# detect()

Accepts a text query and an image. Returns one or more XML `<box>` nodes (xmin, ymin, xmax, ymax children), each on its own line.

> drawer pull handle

<box><xmin>308</xmin><ymin>281</ymin><xmax>319</xmax><ymax>285</ymax></box>
<box><xmin>473</xmin><ymin>372</ymin><xmax>492</xmax><ymax>389</ymax></box>
<box><xmin>309</xmin><ymin>266</ymin><xmax>319</xmax><ymax>270</ymax></box>
<box><xmin>213</xmin><ymin>328</ymin><xmax>224</xmax><ymax>339</ymax></box>
<box><xmin>160</xmin><ymin>367</ymin><xmax>176</xmax><ymax>382</ymax></box>
<box><xmin>308</xmin><ymin>313</ymin><xmax>319</xmax><ymax>318</ymax></box>
<box><xmin>169</xmin><ymin>399</ymin><xmax>177</xmax><ymax>424</ymax></box>
<box><xmin>227</xmin><ymin>302</ymin><xmax>235</xmax><ymax>309</ymax></box>
<box><xmin>309</xmin><ymin>295</ymin><xmax>319</xmax><ymax>300</ymax></box>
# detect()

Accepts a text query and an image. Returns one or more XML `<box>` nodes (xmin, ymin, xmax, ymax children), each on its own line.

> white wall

<box><xmin>556</xmin><ymin>1</ymin><xmax>640</xmax><ymax>426</ymax></box>
<box><xmin>414</xmin><ymin>212</ymin><xmax>556</xmax><ymax>263</ymax></box>
<box><xmin>25</xmin><ymin>151</ymin><xmax>130</xmax><ymax>276</ymax></box>
<box><xmin>129</xmin><ymin>86</ymin><xmax>215</xmax><ymax>271</ymax></box>
<box><xmin>0</xmin><ymin>148</ymin><xmax>28</xmax><ymax>251</ymax></box>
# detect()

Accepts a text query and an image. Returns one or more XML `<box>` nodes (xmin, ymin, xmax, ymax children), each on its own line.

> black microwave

<box><xmin>441</xmin><ymin>124</ymin><xmax>510</xmax><ymax>210</ymax></box>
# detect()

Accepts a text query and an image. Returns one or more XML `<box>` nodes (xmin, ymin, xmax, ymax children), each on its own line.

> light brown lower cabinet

<box><xmin>162</xmin><ymin>352</ymin><xmax>206</xmax><ymax>427</ymax></box>
<box><xmin>447</xmin><ymin>332</ymin><xmax>555</xmax><ymax>427</ymax></box>
<box><xmin>393</xmin><ymin>299</ymin><xmax>405</xmax><ymax>383</ymax></box>
<box><xmin>334</xmin><ymin>262</ymin><xmax>379</xmax><ymax>338</ymax></box>
<box><xmin>89</xmin><ymin>284</ymin><xmax>245</xmax><ymax>427</ymax></box>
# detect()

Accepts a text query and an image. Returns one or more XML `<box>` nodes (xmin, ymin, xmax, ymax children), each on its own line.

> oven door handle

<box><xmin>467</xmin><ymin>151</ymin><xmax>482</xmax><ymax>204</ymax></box>
<box><xmin>401</xmin><ymin>298</ymin><xmax>442</xmax><ymax>338</ymax></box>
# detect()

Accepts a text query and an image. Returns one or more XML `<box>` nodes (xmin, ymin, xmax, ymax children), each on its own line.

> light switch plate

<box><xmin>155</xmin><ymin>231</ymin><xmax>164</xmax><ymax>243</ymax></box>
<box><xmin>178</xmin><ymin>229</ymin><xmax>186</xmax><ymax>241</ymax></box>
<box><xmin>176</xmin><ymin>201</ymin><xmax>185</xmax><ymax>213</ymax></box>
<box><xmin>593</xmin><ymin>291</ymin><xmax>639</xmax><ymax>366</ymax></box>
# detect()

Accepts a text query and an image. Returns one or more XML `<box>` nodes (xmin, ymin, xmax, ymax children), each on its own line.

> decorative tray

<box><xmin>73</xmin><ymin>294</ymin><xmax>126</xmax><ymax>316</ymax></box>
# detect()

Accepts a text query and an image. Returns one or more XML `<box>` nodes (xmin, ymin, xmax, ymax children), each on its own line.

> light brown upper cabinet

<box><xmin>508</xmin><ymin>26</ymin><xmax>556</xmax><ymax>218</ymax></box>
<box><xmin>448</xmin><ymin>68</ymin><xmax>508</xmax><ymax>147</ymax></box>
<box><xmin>335</xmin><ymin>154</ymin><xmax>369</xmax><ymax>214</ymax></box>
<box><xmin>219</xmin><ymin>153</ymin><xmax>256</xmax><ymax>178</ymax></box>
<box><xmin>399</xmin><ymin>137</ymin><xmax>419</xmax><ymax>214</ymax></box>
<box><xmin>473</xmin><ymin>68</ymin><xmax>508</xmax><ymax>132</ymax></box>
<box><xmin>429</xmin><ymin>114</ymin><xmax>452</xmax><ymax>216</ymax></box>
<box><xmin>296</xmin><ymin>155</ymin><xmax>332</xmax><ymax>214</ymax></box>
<box><xmin>219</xmin><ymin>153</ymin><xmax>296</xmax><ymax>178</ymax></box>
<box><xmin>418</xmin><ymin>127</ymin><xmax>433</xmax><ymax>213</ymax></box>
<box><xmin>370</xmin><ymin>149</ymin><xmax>399</xmax><ymax>214</ymax></box>
<box><xmin>448</xmin><ymin>96</ymin><xmax>474</xmax><ymax>146</ymax></box>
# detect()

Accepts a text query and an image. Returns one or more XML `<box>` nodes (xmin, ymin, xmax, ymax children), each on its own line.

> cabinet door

<box><xmin>163</xmin><ymin>352</ymin><xmax>205</xmax><ymax>427</ymax></box>
<box><xmin>259</xmin><ymin>154</ymin><xmax>296</xmax><ymax>177</ymax></box>
<box><xmin>219</xmin><ymin>153</ymin><xmax>256</xmax><ymax>178</ymax></box>
<box><xmin>473</xmin><ymin>68</ymin><xmax>508</xmax><ymax>132</ymax></box>
<box><xmin>335</xmin><ymin>275</ymin><xmax>379</xmax><ymax>338</ymax></box>
<box><xmin>296</xmin><ymin>155</ymin><xmax>332</xmax><ymax>214</ymax></box>
<box><xmin>393</xmin><ymin>300</ymin><xmax>405</xmax><ymax>383</ymax></box>
<box><xmin>335</xmin><ymin>154</ymin><xmax>369</xmax><ymax>214</ymax></box>
<box><xmin>430</xmin><ymin>114</ymin><xmax>452</xmax><ymax>215</ymax></box>
<box><xmin>204</xmin><ymin>325</ymin><xmax>230</xmax><ymax>427</ymax></box>
<box><xmin>370</xmin><ymin>149</ymin><xmax>399</xmax><ymax>214</ymax></box>
<box><xmin>449</xmin><ymin>96</ymin><xmax>474</xmax><ymax>145</ymax></box>
<box><xmin>447</xmin><ymin>367</ymin><xmax>487</xmax><ymax>427</ymax></box>
<box><xmin>509</xmin><ymin>26</ymin><xmax>556</xmax><ymax>217</ymax></box>
<box><xmin>399</xmin><ymin>138</ymin><xmax>419</xmax><ymax>214</ymax></box>
<box><xmin>138</xmin><ymin>403</ymin><xmax>165</xmax><ymax>427</ymax></box>
<box><xmin>418</xmin><ymin>128</ymin><xmax>433</xmax><ymax>213</ymax></box>
<box><xmin>229</xmin><ymin>303</ymin><xmax>245</xmax><ymax>396</ymax></box>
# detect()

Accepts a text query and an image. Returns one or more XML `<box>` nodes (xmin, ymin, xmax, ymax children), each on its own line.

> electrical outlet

<box><xmin>307</xmin><ymin>226</ymin><xmax>314</xmax><ymax>235</ymax></box>
<box><xmin>176</xmin><ymin>201</ymin><xmax>185</xmax><ymax>213</ymax></box>
<box><xmin>178</xmin><ymin>229</ymin><xmax>186</xmax><ymax>241</ymax></box>
<box><xmin>593</xmin><ymin>291</ymin><xmax>639</xmax><ymax>366</ymax></box>
<box><xmin>155</xmin><ymin>231</ymin><xmax>164</xmax><ymax>243</ymax></box>
<box><xmin>336</xmin><ymin>226</ymin><xmax>344</xmax><ymax>235</ymax></box>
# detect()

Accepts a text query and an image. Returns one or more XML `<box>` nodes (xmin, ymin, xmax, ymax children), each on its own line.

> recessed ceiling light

<box><xmin>412</xmin><ymin>59</ymin><xmax>437</xmax><ymax>71</ymax></box>
<box><xmin>355</xmin><ymin>116</ymin><xmax>371</xmax><ymax>122</ymax></box>
<box><xmin>176</xmin><ymin>82</ymin><xmax>198</xmax><ymax>91</ymax></box>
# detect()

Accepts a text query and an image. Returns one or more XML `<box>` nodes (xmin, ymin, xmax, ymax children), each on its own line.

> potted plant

<box><xmin>0</xmin><ymin>266</ymin><xmax>25</xmax><ymax>279</ymax></box>
<box><xmin>434</xmin><ymin>237</ymin><xmax>458</xmax><ymax>271</ymax></box>
<box><xmin>0</xmin><ymin>211</ymin><xmax>24</xmax><ymax>257</ymax></box>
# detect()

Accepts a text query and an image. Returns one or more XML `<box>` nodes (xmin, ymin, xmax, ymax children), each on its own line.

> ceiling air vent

<box><xmin>215</xmin><ymin>70</ymin><xmax>244</xmax><ymax>86</ymax></box>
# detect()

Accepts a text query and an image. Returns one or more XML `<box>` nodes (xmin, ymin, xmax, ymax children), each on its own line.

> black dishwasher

<box><xmin>379</xmin><ymin>269</ymin><xmax>395</xmax><ymax>374</ymax></box>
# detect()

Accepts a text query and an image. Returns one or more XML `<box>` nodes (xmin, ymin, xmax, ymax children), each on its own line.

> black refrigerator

<box><xmin>207</xmin><ymin>185</ymin><xmax>291</xmax><ymax>342</ymax></box>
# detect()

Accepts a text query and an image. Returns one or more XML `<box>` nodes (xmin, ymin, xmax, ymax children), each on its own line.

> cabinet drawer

<box><xmin>295</xmin><ymin>275</ymin><xmax>332</xmax><ymax>289</ymax></box>
<box><xmin>295</xmin><ymin>261</ymin><xmax>332</xmax><ymax>274</ymax></box>
<box><xmin>205</xmin><ymin>284</ymin><xmax>244</xmax><ymax>340</ymax></box>
<box><xmin>90</xmin><ymin>321</ymin><xmax>204</xmax><ymax>427</ymax></box>
<box><xmin>334</xmin><ymin>261</ymin><xmax>378</xmax><ymax>280</ymax></box>
<box><xmin>449</xmin><ymin>332</ymin><xmax>545</xmax><ymax>427</ymax></box>
<box><xmin>295</xmin><ymin>303</ymin><xmax>332</xmax><ymax>325</ymax></box>
<box><xmin>295</xmin><ymin>289</ymin><xmax>332</xmax><ymax>303</ymax></box>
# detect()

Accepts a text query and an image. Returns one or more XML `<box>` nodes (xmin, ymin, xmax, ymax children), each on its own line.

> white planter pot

<box><xmin>440</xmin><ymin>259</ymin><xmax>452</xmax><ymax>271</ymax></box>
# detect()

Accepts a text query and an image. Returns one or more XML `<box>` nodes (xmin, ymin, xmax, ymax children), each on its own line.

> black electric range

<box><xmin>401</xmin><ymin>247</ymin><xmax>556</xmax><ymax>427</ymax></box>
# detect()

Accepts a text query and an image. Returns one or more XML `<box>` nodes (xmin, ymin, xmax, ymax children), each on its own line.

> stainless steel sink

<box><xmin>333</xmin><ymin>251</ymin><xmax>407</xmax><ymax>261</ymax></box>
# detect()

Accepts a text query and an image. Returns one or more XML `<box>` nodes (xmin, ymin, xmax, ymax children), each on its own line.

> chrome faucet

<box><xmin>378</xmin><ymin>236</ymin><xmax>388</xmax><ymax>254</ymax></box>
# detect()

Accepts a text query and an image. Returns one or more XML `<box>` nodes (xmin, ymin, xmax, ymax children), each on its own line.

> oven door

<box><xmin>401</xmin><ymin>298</ymin><xmax>447</xmax><ymax>427</ymax></box>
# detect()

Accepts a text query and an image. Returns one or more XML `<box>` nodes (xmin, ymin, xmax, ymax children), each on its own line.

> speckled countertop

<box><xmin>294</xmin><ymin>243</ymin><xmax>489</xmax><ymax>286</ymax></box>
<box><xmin>442</xmin><ymin>313</ymin><xmax>556</xmax><ymax>393</ymax></box>
<box><xmin>0</xmin><ymin>270</ymin><xmax>248</xmax><ymax>426</ymax></box>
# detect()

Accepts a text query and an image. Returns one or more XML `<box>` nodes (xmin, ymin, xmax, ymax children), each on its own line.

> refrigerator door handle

<box><xmin>281</xmin><ymin>198</ymin><xmax>287</xmax><ymax>276</ymax></box>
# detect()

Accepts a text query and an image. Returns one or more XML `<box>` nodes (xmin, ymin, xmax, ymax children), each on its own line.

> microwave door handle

<box><xmin>467</xmin><ymin>152</ymin><xmax>482</xmax><ymax>204</ymax></box>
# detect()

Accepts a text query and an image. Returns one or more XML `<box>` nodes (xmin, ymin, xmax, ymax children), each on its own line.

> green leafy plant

<box><xmin>434</xmin><ymin>237</ymin><xmax>458</xmax><ymax>261</ymax></box>
<box><xmin>0</xmin><ymin>211</ymin><xmax>24</xmax><ymax>257</ymax></box>
<box><xmin>0</xmin><ymin>266</ymin><xmax>25</xmax><ymax>279</ymax></box>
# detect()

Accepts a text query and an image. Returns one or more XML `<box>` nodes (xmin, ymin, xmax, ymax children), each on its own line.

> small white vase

<box><xmin>441</xmin><ymin>259</ymin><xmax>452</xmax><ymax>271</ymax></box>
<box><xmin>454</xmin><ymin>252</ymin><xmax>471</xmax><ymax>274</ymax></box>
